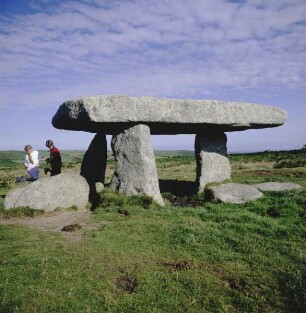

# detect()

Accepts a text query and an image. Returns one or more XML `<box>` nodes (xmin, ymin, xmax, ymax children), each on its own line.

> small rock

<box><xmin>95</xmin><ymin>182</ymin><xmax>104</xmax><ymax>193</ymax></box>
<box><xmin>207</xmin><ymin>183</ymin><xmax>263</xmax><ymax>204</ymax></box>
<box><xmin>61</xmin><ymin>223</ymin><xmax>83</xmax><ymax>231</ymax></box>
<box><xmin>253</xmin><ymin>182</ymin><xmax>301</xmax><ymax>192</ymax></box>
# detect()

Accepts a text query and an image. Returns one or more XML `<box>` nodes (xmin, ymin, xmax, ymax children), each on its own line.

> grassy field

<box><xmin>0</xmin><ymin>149</ymin><xmax>305</xmax><ymax>313</ymax></box>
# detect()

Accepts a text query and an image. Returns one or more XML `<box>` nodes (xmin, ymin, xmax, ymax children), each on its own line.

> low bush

<box><xmin>274</xmin><ymin>160</ymin><xmax>306</xmax><ymax>168</ymax></box>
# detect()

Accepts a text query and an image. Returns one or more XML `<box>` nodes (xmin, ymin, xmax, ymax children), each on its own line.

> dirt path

<box><xmin>0</xmin><ymin>210</ymin><xmax>101</xmax><ymax>243</ymax></box>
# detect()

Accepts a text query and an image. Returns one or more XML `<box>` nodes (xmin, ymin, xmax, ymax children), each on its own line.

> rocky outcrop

<box><xmin>52</xmin><ymin>95</ymin><xmax>287</xmax><ymax>134</ymax></box>
<box><xmin>110</xmin><ymin>124</ymin><xmax>164</xmax><ymax>206</ymax></box>
<box><xmin>195</xmin><ymin>132</ymin><xmax>231</xmax><ymax>192</ymax></box>
<box><xmin>206</xmin><ymin>183</ymin><xmax>264</xmax><ymax>204</ymax></box>
<box><xmin>253</xmin><ymin>182</ymin><xmax>301</xmax><ymax>192</ymax></box>
<box><xmin>4</xmin><ymin>173</ymin><xmax>89</xmax><ymax>211</ymax></box>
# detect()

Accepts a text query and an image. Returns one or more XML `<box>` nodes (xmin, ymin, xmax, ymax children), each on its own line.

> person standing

<box><xmin>44</xmin><ymin>139</ymin><xmax>62</xmax><ymax>176</ymax></box>
<box><xmin>24</xmin><ymin>145</ymin><xmax>39</xmax><ymax>181</ymax></box>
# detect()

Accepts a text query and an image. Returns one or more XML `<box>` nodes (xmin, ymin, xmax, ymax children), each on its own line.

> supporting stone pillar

<box><xmin>195</xmin><ymin>131</ymin><xmax>231</xmax><ymax>193</ymax></box>
<box><xmin>81</xmin><ymin>132</ymin><xmax>107</xmax><ymax>195</ymax></box>
<box><xmin>110</xmin><ymin>124</ymin><xmax>164</xmax><ymax>206</ymax></box>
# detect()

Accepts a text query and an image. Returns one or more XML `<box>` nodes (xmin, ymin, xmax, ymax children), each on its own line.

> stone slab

<box><xmin>253</xmin><ymin>182</ymin><xmax>301</xmax><ymax>192</ymax></box>
<box><xmin>207</xmin><ymin>183</ymin><xmax>264</xmax><ymax>204</ymax></box>
<box><xmin>52</xmin><ymin>95</ymin><xmax>287</xmax><ymax>134</ymax></box>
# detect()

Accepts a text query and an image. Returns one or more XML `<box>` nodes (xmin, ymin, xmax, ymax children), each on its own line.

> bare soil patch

<box><xmin>115</xmin><ymin>272</ymin><xmax>138</xmax><ymax>293</ymax></box>
<box><xmin>162</xmin><ymin>260</ymin><xmax>196</xmax><ymax>271</ymax></box>
<box><xmin>0</xmin><ymin>209</ymin><xmax>101</xmax><ymax>244</ymax></box>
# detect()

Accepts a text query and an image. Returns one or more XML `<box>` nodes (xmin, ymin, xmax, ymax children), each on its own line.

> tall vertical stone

<box><xmin>195</xmin><ymin>131</ymin><xmax>231</xmax><ymax>192</ymax></box>
<box><xmin>81</xmin><ymin>132</ymin><xmax>107</xmax><ymax>194</ymax></box>
<box><xmin>110</xmin><ymin>124</ymin><xmax>164</xmax><ymax>206</ymax></box>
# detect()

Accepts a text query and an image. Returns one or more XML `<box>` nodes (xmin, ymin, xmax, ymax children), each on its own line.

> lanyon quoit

<box><xmin>52</xmin><ymin>95</ymin><xmax>287</xmax><ymax>206</ymax></box>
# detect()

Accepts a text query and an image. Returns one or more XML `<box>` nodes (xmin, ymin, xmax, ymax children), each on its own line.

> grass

<box><xmin>0</xmin><ymin>149</ymin><xmax>305</xmax><ymax>312</ymax></box>
<box><xmin>0</xmin><ymin>205</ymin><xmax>45</xmax><ymax>218</ymax></box>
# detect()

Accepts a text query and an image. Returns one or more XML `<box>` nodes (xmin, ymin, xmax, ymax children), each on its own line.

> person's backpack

<box><xmin>16</xmin><ymin>176</ymin><xmax>27</xmax><ymax>183</ymax></box>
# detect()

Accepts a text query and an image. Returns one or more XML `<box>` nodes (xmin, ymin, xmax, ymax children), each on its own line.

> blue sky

<box><xmin>0</xmin><ymin>0</ymin><xmax>305</xmax><ymax>152</ymax></box>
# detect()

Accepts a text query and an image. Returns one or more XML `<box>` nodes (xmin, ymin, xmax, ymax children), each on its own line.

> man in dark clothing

<box><xmin>44</xmin><ymin>139</ymin><xmax>62</xmax><ymax>176</ymax></box>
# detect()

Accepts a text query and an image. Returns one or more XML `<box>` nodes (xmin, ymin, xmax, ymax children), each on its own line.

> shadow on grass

<box><xmin>101</xmin><ymin>180</ymin><xmax>201</xmax><ymax>208</ymax></box>
<box><xmin>159</xmin><ymin>179</ymin><xmax>204</xmax><ymax>207</ymax></box>
<box><xmin>159</xmin><ymin>179</ymin><xmax>198</xmax><ymax>196</ymax></box>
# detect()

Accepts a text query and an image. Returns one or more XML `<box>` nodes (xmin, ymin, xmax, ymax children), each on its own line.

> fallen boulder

<box><xmin>253</xmin><ymin>182</ymin><xmax>301</xmax><ymax>192</ymax></box>
<box><xmin>206</xmin><ymin>183</ymin><xmax>264</xmax><ymax>204</ymax></box>
<box><xmin>4</xmin><ymin>173</ymin><xmax>89</xmax><ymax>211</ymax></box>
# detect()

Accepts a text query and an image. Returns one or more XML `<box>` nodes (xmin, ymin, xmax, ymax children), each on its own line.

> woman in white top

<box><xmin>24</xmin><ymin>145</ymin><xmax>39</xmax><ymax>181</ymax></box>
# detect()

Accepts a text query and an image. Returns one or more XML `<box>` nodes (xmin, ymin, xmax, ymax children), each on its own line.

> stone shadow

<box><xmin>159</xmin><ymin>179</ymin><xmax>198</xmax><ymax>197</ymax></box>
<box><xmin>159</xmin><ymin>179</ymin><xmax>202</xmax><ymax>207</ymax></box>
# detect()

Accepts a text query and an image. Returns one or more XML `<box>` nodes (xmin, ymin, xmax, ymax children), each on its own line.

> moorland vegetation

<box><xmin>0</xmin><ymin>149</ymin><xmax>305</xmax><ymax>313</ymax></box>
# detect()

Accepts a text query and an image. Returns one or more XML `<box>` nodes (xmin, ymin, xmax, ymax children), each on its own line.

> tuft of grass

<box><xmin>274</xmin><ymin>159</ymin><xmax>306</xmax><ymax>169</ymax></box>
<box><xmin>98</xmin><ymin>188</ymin><xmax>160</xmax><ymax>210</ymax></box>
<box><xmin>0</xmin><ymin>206</ymin><xmax>45</xmax><ymax>218</ymax></box>
<box><xmin>54</xmin><ymin>205</ymin><xmax>80</xmax><ymax>212</ymax></box>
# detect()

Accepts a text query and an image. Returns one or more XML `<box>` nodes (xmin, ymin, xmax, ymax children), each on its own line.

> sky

<box><xmin>0</xmin><ymin>0</ymin><xmax>305</xmax><ymax>152</ymax></box>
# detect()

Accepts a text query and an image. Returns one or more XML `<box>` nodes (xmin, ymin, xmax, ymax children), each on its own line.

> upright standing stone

<box><xmin>110</xmin><ymin>124</ymin><xmax>164</xmax><ymax>206</ymax></box>
<box><xmin>195</xmin><ymin>131</ymin><xmax>231</xmax><ymax>192</ymax></box>
<box><xmin>81</xmin><ymin>133</ymin><xmax>107</xmax><ymax>194</ymax></box>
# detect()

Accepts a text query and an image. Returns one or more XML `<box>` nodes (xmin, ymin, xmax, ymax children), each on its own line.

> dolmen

<box><xmin>52</xmin><ymin>95</ymin><xmax>287</xmax><ymax>206</ymax></box>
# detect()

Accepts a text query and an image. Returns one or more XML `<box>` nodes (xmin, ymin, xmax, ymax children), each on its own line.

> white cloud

<box><xmin>0</xmin><ymin>0</ymin><xmax>304</xmax><ymax>102</ymax></box>
<box><xmin>0</xmin><ymin>0</ymin><xmax>305</xmax><ymax>151</ymax></box>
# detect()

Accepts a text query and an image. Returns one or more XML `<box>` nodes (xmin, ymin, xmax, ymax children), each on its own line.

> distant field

<box><xmin>0</xmin><ymin>149</ymin><xmax>305</xmax><ymax>312</ymax></box>
<box><xmin>0</xmin><ymin>150</ymin><xmax>194</xmax><ymax>167</ymax></box>
<box><xmin>0</xmin><ymin>149</ymin><xmax>305</xmax><ymax>190</ymax></box>
<box><xmin>0</xmin><ymin>150</ymin><xmax>85</xmax><ymax>168</ymax></box>
<box><xmin>1</xmin><ymin>148</ymin><xmax>304</xmax><ymax>165</ymax></box>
